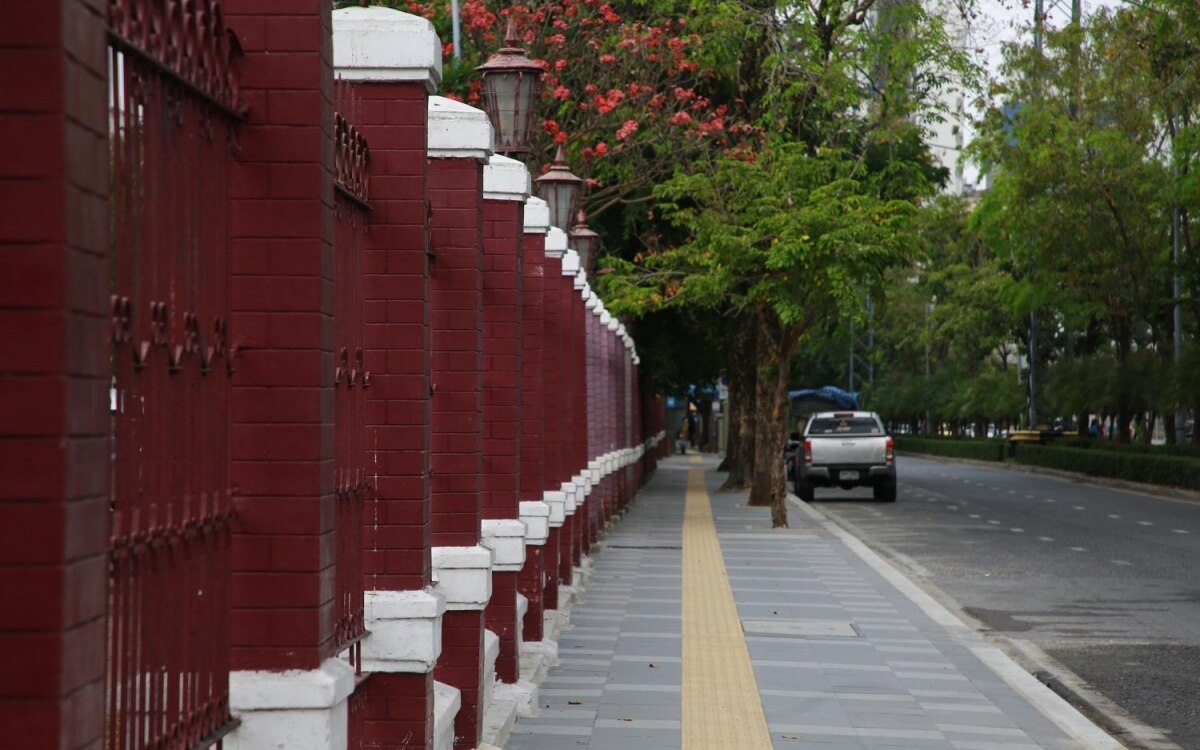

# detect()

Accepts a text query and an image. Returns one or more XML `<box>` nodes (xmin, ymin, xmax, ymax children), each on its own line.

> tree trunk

<box><xmin>720</xmin><ymin>314</ymin><xmax>757</xmax><ymax>489</ymax></box>
<box><xmin>747</xmin><ymin>311</ymin><xmax>795</xmax><ymax>528</ymax></box>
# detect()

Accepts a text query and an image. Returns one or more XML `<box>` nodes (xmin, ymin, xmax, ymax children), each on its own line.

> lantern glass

<box><xmin>542</xmin><ymin>181</ymin><xmax>578</xmax><ymax>232</ymax></box>
<box><xmin>570</xmin><ymin>210</ymin><xmax>600</xmax><ymax>275</ymax></box>
<box><xmin>480</xmin><ymin>68</ymin><xmax>541</xmax><ymax>154</ymax></box>
<box><xmin>476</xmin><ymin>23</ymin><xmax>544</xmax><ymax>155</ymax></box>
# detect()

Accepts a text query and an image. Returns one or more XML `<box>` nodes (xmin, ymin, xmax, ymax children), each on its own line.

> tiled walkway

<box><xmin>505</xmin><ymin>455</ymin><xmax>1119</xmax><ymax>750</ymax></box>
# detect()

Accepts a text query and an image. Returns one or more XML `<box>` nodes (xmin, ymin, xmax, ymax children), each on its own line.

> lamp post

<box><xmin>569</xmin><ymin>210</ymin><xmax>600</xmax><ymax>275</ymax></box>
<box><xmin>475</xmin><ymin>22</ymin><xmax>544</xmax><ymax>154</ymax></box>
<box><xmin>535</xmin><ymin>146</ymin><xmax>583</xmax><ymax>231</ymax></box>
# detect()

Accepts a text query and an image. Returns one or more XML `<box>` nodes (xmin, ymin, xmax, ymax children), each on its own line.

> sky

<box><xmin>937</xmin><ymin>0</ymin><xmax>1122</xmax><ymax>191</ymax></box>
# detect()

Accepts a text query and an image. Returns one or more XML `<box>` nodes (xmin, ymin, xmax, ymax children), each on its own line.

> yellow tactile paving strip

<box><xmin>681</xmin><ymin>466</ymin><xmax>774</xmax><ymax>749</ymax></box>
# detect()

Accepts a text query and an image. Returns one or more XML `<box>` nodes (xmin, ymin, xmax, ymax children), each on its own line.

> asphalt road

<box><xmin>804</xmin><ymin>455</ymin><xmax>1200</xmax><ymax>750</ymax></box>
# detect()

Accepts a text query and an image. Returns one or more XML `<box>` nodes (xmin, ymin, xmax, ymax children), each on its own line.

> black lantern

<box><xmin>536</xmin><ymin>145</ymin><xmax>583</xmax><ymax>231</ymax></box>
<box><xmin>475</xmin><ymin>22</ymin><xmax>544</xmax><ymax>154</ymax></box>
<box><xmin>569</xmin><ymin>210</ymin><xmax>600</xmax><ymax>275</ymax></box>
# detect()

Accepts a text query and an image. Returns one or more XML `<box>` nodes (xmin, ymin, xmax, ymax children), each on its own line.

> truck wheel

<box><xmin>873</xmin><ymin>481</ymin><xmax>897</xmax><ymax>503</ymax></box>
<box><xmin>794</xmin><ymin>478</ymin><xmax>815</xmax><ymax>502</ymax></box>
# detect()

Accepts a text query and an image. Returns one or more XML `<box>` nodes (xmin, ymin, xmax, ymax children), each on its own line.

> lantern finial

<box><xmin>569</xmin><ymin>208</ymin><xmax>600</xmax><ymax>275</ymax></box>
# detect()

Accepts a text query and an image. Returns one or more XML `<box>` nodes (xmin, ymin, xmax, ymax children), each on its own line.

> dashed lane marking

<box><xmin>1070</xmin><ymin>547</ymin><xmax>1087</xmax><ymax>552</ymax></box>
<box><xmin>1108</xmin><ymin>514</ymin><xmax>1121</xmax><ymax>519</ymax></box>
<box><xmin>1137</xmin><ymin>521</ymin><xmax>1154</xmax><ymax>526</ymax></box>
<box><xmin>1037</xmin><ymin>537</ymin><xmax>1054</xmax><ymax>542</ymax></box>
<box><xmin>1172</xmin><ymin>529</ymin><xmax>1190</xmax><ymax>534</ymax></box>
<box><xmin>681</xmin><ymin>467</ymin><xmax>772</xmax><ymax>749</ymax></box>
<box><xmin>1010</xmin><ymin>528</ymin><xmax>1024</xmax><ymax>533</ymax></box>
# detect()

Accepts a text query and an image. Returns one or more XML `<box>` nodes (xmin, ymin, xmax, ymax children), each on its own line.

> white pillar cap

<box><xmin>332</xmin><ymin>7</ymin><xmax>442</xmax><ymax>92</ymax></box>
<box><xmin>480</xmin><ymin>519</ymin><xmax>527</xmax><ymax>572</ymax></box>
<box><xmin>544</xmin><ymin>227</ymin><xmax>568</xmax><ymax>258</ymax></box>
<box><xmin>585</xmin><ymin>294</ymin><xmax>600</xmax><ymax>311</ymax></box>
<box><xmin>523</xmin><ymin>197</ymin><xmax>551</xmax><ymax>234</ymax></box>
<box><xmin>483</xmin><ymin>154</ymin><xmax>531</xmax><ymax>202</ymax></box>
<box><xmin>431</xmin><ymin>546</ymin><xmax>493</xmax><ymax>610</ymax></box>
<box><xmin>574</xmin><ymin>270</ymin><xmax>587</xmax><ymax>290</ymax></box>
<box><xmin>562</xmin><ymin>249</ymin><xmax>580</xmax><ymax>275</ymax></box>
<box><xmin>427</xmin><ymin>96</ymin><xmax>493</xmax><ymax>161</ymax></box>
<box><xmin>606</xmin><ymin>318</ymin><xmax>620</xmax><ymax>332</ymax></box>
<box><xmin>599</xmin><ymin>310</ymin><xmax>612</xmax><ymax>326</ymax></box>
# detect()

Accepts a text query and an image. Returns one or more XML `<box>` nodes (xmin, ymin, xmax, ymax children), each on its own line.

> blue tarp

<box><xmin>788</xmin><ymin>386</ymin><xmax>860</xmax><ymax>410</ymax></box>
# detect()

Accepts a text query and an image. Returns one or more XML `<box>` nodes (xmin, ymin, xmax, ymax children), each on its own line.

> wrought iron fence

<box><xmin>106</xmin><ymin>1</ymin><xmax>241</xmax><ymax>747</ymax></box>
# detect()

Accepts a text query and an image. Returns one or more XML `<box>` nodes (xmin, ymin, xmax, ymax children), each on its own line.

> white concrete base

<box><xmin>482</xmin><ymin>629</ymin><xmax>500</xmax><ymax>718</ymax></box>
<box><xmin>481</xmin><ymin>685</ymin><xmax>520</xmax><ymax>748</ymax></box>
<box><xmin>362</xmin><ymin>588</ymin><xmax>446</xmax><ymax>673</ymax></box>
<box><xmin>515</xmin><ymin>593</ymin><xmax>528</xmax><ymax>654</ymax></box>
<box><xmin>493</xmin><ymin>678</ymin><xmax>539</xmax><ymax>718</ymax></box>
<box><xmin>226</xmin><ymin>658</ymin><xmax>356</xmax><ymax>750</ymax></box>
<box><xmin>433</xmin><ymin>681</ymin><xmax>461</xmax><ymax>750</ymax></box>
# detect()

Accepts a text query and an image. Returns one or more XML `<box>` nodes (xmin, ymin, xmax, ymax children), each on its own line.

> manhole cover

<box><xmin>741</xmin><ymin>619</ymin><xmax>859</xmax><ymax>638</ymax></box>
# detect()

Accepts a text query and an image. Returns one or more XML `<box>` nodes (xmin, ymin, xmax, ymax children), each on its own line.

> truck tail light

<box><xmin>804</xmin><ymin>440</ymin><xmax>813</xmax><ymax>465</ymax></box>
<box><xmin>885</xmin><ymin>438</ymin><xmax>895</xmax><ymax>464</ymax></box>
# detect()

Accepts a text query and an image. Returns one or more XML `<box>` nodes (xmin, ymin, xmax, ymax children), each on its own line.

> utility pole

<box><xmin>1027</xmin><ymin>0</ymin><xmax>1046</xmax><ymax>429</ymax></box>
<box><xmin>1174</xmin><ymin>127</ymin><xmax>1186</xmax><ymax>443</ymax></box>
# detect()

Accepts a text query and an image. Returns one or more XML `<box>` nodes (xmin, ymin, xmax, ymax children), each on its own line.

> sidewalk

<box><xmin>502</xmin><ymin>454</ymin><xmax>1124</xmax><ymax>750</ymax></box>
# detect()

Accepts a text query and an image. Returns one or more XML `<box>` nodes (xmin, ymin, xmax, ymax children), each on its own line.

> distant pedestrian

<box><xmin>1132</xmin><ymin>415</ymin><xmax>1145</xmax><ymax>444</ymax></box>
<box><xmin>1088</xmin><ymin>418</ymin><xmax>1101</xmax><ymax>439</ymax></box>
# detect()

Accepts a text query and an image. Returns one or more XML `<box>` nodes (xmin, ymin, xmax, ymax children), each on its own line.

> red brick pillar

<box><xmin>479</xmin><ymin>155</ymin><xmax>531</xmax><ymax>684</ymax></box>
<box><xmin>0</xmin><ymin>3</ymin><xmax>108</xmax><ymax>748</ymax></box>
<box><xmin>333</xmin><ymin>8</ymin><xmax>444</xmax><ymax>749</ymax></box>
<box><xmin>584</xmin><ymin>293</ymin><xmax>602</xmax><ymax>547</ymax></box>
<box><xmin>518</xmin><ymin>197</ymin><xmax>551</xmax><ymax>644</ymax></box>
<box><xmin>569</xmin><ymin>272</ymin><xmax>590</xmax><ymax>569</ymax></box>
<box><xmin>540</xmin><ymin>227</ymin><xmax>571</xmax><ymax>612</ymax></box>
<box><xmin>555</xmin><ymin>249</ymin><xmax>581</xmax><ymax>588</ymax></box>
<box><xmin>427</xmin><ymin>95</ymin><xmax>494</xmax><ymax>750</ymax></box>
<box><xmin>223</xmin><ymin>1</ymin><xmax>360</xmax><ymax>735</ymax></box>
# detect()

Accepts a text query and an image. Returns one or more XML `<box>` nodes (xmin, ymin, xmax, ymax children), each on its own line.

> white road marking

<box><xmin>1112</xmin><ymin>560</ymin><xmax>1133</xmax><ymax>566</ymax></box>
<box><xmin>987</xmin><ymin>520</ymin><xmax>1001</xmax><ymax>525</ymax></box>
<box><xmin>1008</xmin><ymin>490</ymin><xmax>1017</xmax><ymax>495</ymax></box>
<box><xmin>1070</xmin><ymin>547</ymin><xmax>1087</xmax><ymax>552</ymax></box>
<box><xmin>1137</xmin><ymin>521</ymin><xmax>1154</xmax><ymax>526</ymax></box>
<box><xmin>1072</xmin><ymin>505</ymin><xmax>1086</xmax><ymax>511</ymax></box>
<box><xmin>1171</xmin><ymin>529</ymin><xmax>1190</xmax><ymax>534</ymax></box>
<box><xmin>1010</xmin><ymin>528</ymin><xmax>1024</xmax><ymax>533</ymax></box>
<box><xmin>969</xmin><ymin>514</ymin><xmax>981</xmax><ymax>519</ymax></box>
<box><xmin>1044</xmin><ymin>498</ymin><xmax>1057</xmax><ymax>503</ymax></box>
<box><xmin>1107</xmin><ymin>514</ymin><xmax>1121</xmax><ymax>519</ymax></box>
<box><xmin>1025</xmin><ymin>494</ymin><xmax>1036</xmax><ymax>499</ymax></box>
<box><xmin>1037</xmin><ymin>537</ymin><xmax>1054</xmax><ymax>542</ymax></box>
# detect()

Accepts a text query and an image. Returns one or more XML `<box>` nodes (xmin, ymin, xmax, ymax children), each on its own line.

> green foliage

<box><xmin>1014</xmin><ymin>444</ymin><xmax>1200</xmax><ymax>491</ymax></box>
<box><xmin>604</xmin><ymin>143</ymin><xmax>917</xmax><ymax>333</ymax></box>
<box><xmin>893</xmin><ymin>436</ymin><xmax>1008</xmax><ymax>462</ymax></box>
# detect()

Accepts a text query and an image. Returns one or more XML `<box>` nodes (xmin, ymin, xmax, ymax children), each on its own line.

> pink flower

<box><xmin>599</xmin><ymin>53</ymin><xmax>616</xmax><ymax>64</ymax></box>
<box><xmin>670</xmin><ymin>111</ymin><xmax>692</xmax><ymax>126</ymax></box>
<box><xmin>595</xmin><ymin>141</ymin><xmax>609</xmax><ymax>156</ymax></box>
<box><xmin>615</xmin><ymin>119</ymin><xmax>639</xmax><ymax>141</ymax></box>
<box><xmin>553</xmin><ymin>85</ymin><xmax>571</xmax><ymax>101</ymax></box>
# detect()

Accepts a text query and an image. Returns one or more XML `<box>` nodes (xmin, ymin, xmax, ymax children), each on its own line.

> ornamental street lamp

<box><xmin>569</xmin><ymin>210</ymin><xmax>600</xmax><ymax>275</ymax></box>
<box><xmin>535</xmin><ymin>145</ymin><xmax>583</xmax><ymax>231</ymax></box>
<box><xmin>475</xmin><ymin>22</ymin><xmax>544</xmax><ymax>154</ymax></box>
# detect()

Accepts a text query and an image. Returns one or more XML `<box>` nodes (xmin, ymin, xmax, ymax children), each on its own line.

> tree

<box><xmin>604</xmin><ymin>144</ymin><xmax>917</xmax><ymax>526</ymax></box>
<box><xmin>970</xmin><ymin>8</ymin><xmax>1182</xmax><ymax>440</ymax></box>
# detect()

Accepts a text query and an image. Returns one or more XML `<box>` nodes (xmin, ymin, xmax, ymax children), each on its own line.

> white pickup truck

<box><xmin>792</xmin><ymin>411</ymin><xmax>896</xmax><ymax>502</ymax></box>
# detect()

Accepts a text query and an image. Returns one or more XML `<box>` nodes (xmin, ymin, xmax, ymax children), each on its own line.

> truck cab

<box><xmin>793</xmin><ymin>411</ymin><xmax>896</xmax><ymax>502</ymax></box>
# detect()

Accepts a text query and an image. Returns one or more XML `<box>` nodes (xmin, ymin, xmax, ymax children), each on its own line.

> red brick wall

<box><xmin>0</xmin><ymin>2</ymin><xmax>109</xmax><ymax>747</ymax></box>
<box><xmin>481</xmin><ymin>200</ymin><xmax>523</xmax><ymax>519</ymax></box>
<box><xmin>438</xmin><ymin>610</ymin><xmax>485</xmax><ymax>749</ymax></box>
<box><xmin>359</xmin><ymin>672</ymin><xmax>434</xmax><ymax>749</ymax></box>
<box><xmin>225</xmin><ymin>0</ymin><xmax>337</xmax><ymax>671</ymax></box>
<box><xmin>518</xmin><ymin>230</ymin><xmax>546</xmax><ymax>642</ymax></box>
<box><xmin>350</xmin><ymin>81</ymin><xmax>434</xmax><ymax>592</ymax></box>
<box><xmin>482</xmin><ymin>198</ymin><xmax>524</xmax><ymax>683</ymax></box>
<box><xmin>428</xmin><ymin>158</ymin><xmax>485</xmax><ymax>546</ymax></box>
